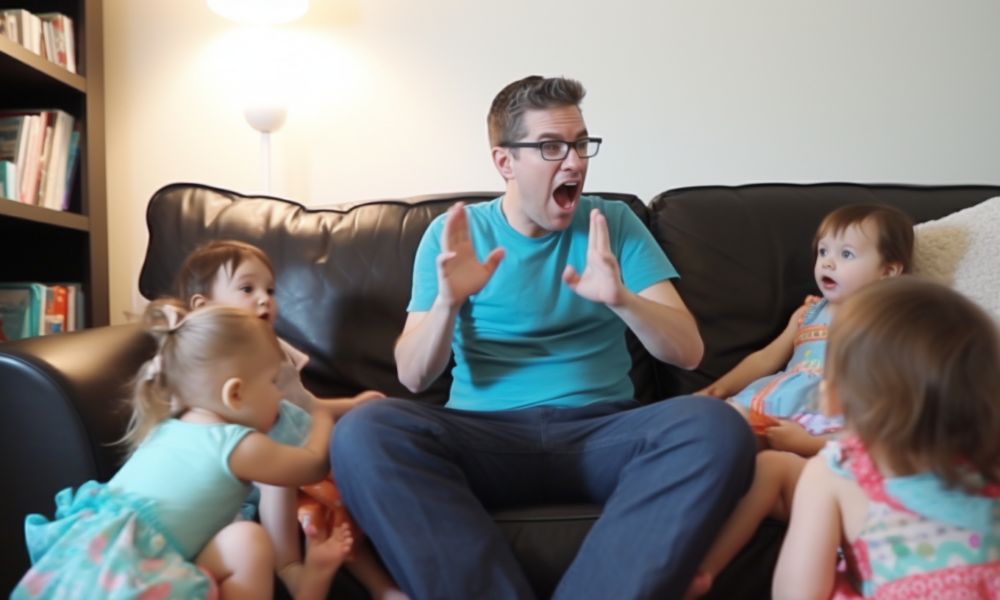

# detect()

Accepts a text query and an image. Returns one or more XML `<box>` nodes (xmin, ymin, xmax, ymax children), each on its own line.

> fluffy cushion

<box><xmin>913</xmin><ymin>196</ymin><xmax>1000</xmax><ymax>321</ymax></box>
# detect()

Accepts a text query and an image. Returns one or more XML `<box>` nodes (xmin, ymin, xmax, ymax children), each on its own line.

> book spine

<box><xmin>63</xmin><ymin>126</ymin><xmax>81</xmax><ymax>210</ymax></box>
<box><xmin>0</xmin><ymin>160</ymin><xmax>17</xmax><ymax>201</ymax></box>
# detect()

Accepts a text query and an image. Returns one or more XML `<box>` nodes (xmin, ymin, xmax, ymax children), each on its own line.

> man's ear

<box><xmin>492</xmin><ymin>147</ymin><xmax>515</xmax><ymax>181</ymax></box>
<box><xmin>882</xmin><ymin>261</ymin><xmax>904</xmax><ymax>278</ymax></box>
<box><xmin>221</xmin><ymin>377</ymin><xmax>243</xmax><ymax>411</ymax></box>
<box><xmin>190</xmin><ymin>294</ymin><xmax>208</xmax><ymax>309</ymax></box>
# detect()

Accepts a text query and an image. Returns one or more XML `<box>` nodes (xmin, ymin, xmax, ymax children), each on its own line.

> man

<box><xmin>332</xmin><ymin>76</ymin><xmax>754</xmax><ymax>600</ymax></box>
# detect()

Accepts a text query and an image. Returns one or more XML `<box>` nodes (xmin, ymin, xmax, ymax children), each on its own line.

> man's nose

<box><xmin>561</xmin><ymin>147</ymin><xmax>584</xmax><ymax>169</ymax></box>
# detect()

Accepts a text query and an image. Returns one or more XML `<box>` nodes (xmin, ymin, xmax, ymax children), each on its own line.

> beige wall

<box><xmin>104</xmin><ymin>0</ymin><xmax>1000</xmax><ymax>324</ymax></box>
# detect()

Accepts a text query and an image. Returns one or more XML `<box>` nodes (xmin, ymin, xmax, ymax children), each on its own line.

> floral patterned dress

<box><xmin>824</xmin><ymin>437</ymin><xmax>1000</xmax><ymax>599</ymax></box>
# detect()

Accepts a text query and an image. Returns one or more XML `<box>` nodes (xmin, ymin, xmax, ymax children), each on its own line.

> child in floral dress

<box><xmin>13</xmin><ymin>301</ymin><xmax>353</xmax><ymax>600</ymax></box>
<box><xmin>774</xmin><ymin>277</ymin><xmax>1000</xmax><ymax>599</ymax></box>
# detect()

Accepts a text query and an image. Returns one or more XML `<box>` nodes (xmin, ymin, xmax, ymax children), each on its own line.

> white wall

<box><xmin>104</xmin><ymin>0</ymin><xmax>1000</xmax><ymax>324</ymax></box>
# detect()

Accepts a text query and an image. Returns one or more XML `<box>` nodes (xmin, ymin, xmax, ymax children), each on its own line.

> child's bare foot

<box><xmin>684</xmin><ymin>571</ymin><xmax>713</xmax><ymax>600</ymax></box>
<box><xmin>304</xmin><ymin>521</ymin><xmax>354</xmax><ymax>572</ymax></box>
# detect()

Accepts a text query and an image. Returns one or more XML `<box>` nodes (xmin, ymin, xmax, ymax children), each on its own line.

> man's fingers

<box><xmin>442</xmin><ymin>202</ymin><xmax>468</xmax><ymax>251</ymax></box>
<box><xmin>588</xmin><ymin>209</ymin><xmax>598</xmax><ymax>253</ymax></box>
<box><xmin>483</xmin><ymin>247</ymin><xmax>506</xmax><ymax>274</ymax></box>
<box><xmin>593</xmin><ymin>210</ymin><xmax>610</xmax><ymax>252</ymax></box>
<box><xmin>562</xmin><ymin>265</ymin><xmax>580</xmax><ymax>287</ymax></box>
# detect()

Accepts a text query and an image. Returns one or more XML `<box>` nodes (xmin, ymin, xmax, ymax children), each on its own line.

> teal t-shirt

<box><xmin>408</xmin><ymin>195</ymin><xmax>678</xmax><ymax>411</ymax></box>
<box><xmin>108</xmin><ymin>420</ymin><xmax>255</xmax><ymax>559</ymax></box>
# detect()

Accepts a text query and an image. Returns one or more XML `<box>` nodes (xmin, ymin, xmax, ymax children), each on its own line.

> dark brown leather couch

<box><xmin>3</xmin><ymin>182</ymin><xmax>999</xmax><ymax>599</ymax></box>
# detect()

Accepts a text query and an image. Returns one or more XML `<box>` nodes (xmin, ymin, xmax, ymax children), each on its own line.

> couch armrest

<box><xmin>0</xmin><ymin>324</ymin><xmax>154</xmax><ymax>595</ymax></box>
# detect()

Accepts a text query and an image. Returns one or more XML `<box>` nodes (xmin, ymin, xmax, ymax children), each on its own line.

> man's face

<box><xmin>494</xmin><ymin>105</ymin><xmax>589</xmax><ymax>238</ymax></box>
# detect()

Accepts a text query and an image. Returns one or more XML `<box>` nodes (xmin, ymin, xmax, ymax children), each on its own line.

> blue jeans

<box><xmin>332</xmin><ymin>396</ymin><xmax>755</xmax><ymax>600</ymax></box>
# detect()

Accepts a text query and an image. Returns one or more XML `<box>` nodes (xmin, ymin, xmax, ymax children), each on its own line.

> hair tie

<box><xmin>160</xmin><ymin>304</ymin><xmax>185</xmax><ymax>332</ymax></box>
<box><xmin>145</xmin><ymin>355</ymin><xmax>163</xmax><ymax>382</ymax></box>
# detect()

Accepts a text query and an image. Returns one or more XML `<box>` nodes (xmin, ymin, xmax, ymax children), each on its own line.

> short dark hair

<box><xmin>487</xmin><ymin>76</ymin><xmax>586</xmax><ymax>148</ymax></box>
<box><xmin>827</xmin><ymin>276</ymin><xmax>1000</xmax><ymax>490</ymax></box>
<box><xmin>175</xmin><ymin>240</ymin><xmax>275</xmax><ymax>302</ymax></box>
<box><xmin>813</xmin><ymin>204</ymin><xmax>915</xmax><ymax>273</ymax></box>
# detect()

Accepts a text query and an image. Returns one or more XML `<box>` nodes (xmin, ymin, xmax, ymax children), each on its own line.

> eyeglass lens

<box><xmin>540</xmin><ymin>139</ymin><xmax>600</xmax><ymax>160</ymax></box>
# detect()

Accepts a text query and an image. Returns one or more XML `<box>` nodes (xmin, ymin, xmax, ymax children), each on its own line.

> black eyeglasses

<box><xmin>499</xmin><ymin>137</ymin><xmax>602</xmax><ymax>161</ymax></box>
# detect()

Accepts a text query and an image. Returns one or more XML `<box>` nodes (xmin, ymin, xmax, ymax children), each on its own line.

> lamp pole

<box><xmin>243</xmin><ymin>104</ymin><xmax>287</xmax><ymax>194</ymax></box>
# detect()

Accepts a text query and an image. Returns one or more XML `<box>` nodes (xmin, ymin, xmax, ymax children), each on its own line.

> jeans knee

<box><xmin>331</xmin><ymin>398</ymin><xmax>422</xmax><ymax>478</ymax></box>
<box><xmin>669</xmin><ymin>395</ymin><xmax>755</xmax><ymax>467</ymax></box>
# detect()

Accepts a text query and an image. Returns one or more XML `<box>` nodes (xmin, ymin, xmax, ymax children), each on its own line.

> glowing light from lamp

<box><xmin>207</xmin><ymin>0</ymin><xmax>308</xmax><ymax>24</ymax></box>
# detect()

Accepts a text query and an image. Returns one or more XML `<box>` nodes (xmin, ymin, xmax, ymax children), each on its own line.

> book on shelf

<box><xmin>44</xmin><ymin>284</ymin><xmax>68</xmax><ymax>334</ymax></box>
<box><xmin>0</xmin><ymin>11</ymin><xmax>18</xmax><ymax>43</ymax></box>
<box><xmin>63</xmin><ymin>123</ymin><xmax>81</xmax><ymax>210</ymax></box>
<box><xmin>0</xmin><ymin>109</ymin><xmax>76</xmax><ymax>209</ymax></box>
<box><xmin>0</xmin><ymin>115</ymin><xmax>31</xmax><ymax>201</ymax></box>
<box><xmin>0</xmin><ymin>9</ymin><xmax>41</xmax><ymax>55</ymax></box>
<box><xmin>0</xmin><ymin>282</ymin><xmax>83</xmax><ymax>342</ymax></box>
<box><xmin>36</xmin><ymin>13</ymin><xmax>75</xmax><ymax>73</ymax></box>
<box><xmin>0</xmin><ymin>10</ymin><xmax>75</xmax><ymax>72</ymax></box>
<box><xmin>1</xmin><ymin>160</ymin><xmax>17</xmax><ymax>201</ymax></box>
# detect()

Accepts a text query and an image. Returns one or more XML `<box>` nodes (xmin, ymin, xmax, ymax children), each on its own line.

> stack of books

<box><xmin>0</xmin><ymin>110</ymin><xmax>81</xmax><ymax>210</ymax></box>
<box><xmin>0</xmin><ymin>282</ymin><xmax>84</xmax><ymax>342</ymax></box>
<box><xmin>0</xmin><ymin>9</ymin><xmax>76</xmax><ymax>72</ymax></box>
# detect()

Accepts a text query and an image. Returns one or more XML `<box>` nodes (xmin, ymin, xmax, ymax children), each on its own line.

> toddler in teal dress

<box><xmin>698</xmin><ymin>203</ymin><xmax>914</xmax><ymax>456</ymax></box>
<box><xmin>688</xmin><ymin>204</ymin><xmax>915</xmax><ymax>597</ymax></box>
<box><xmin>13</xmin><ymin>301</ymin><xmax>352</xmax><ymax>600</ymax></box>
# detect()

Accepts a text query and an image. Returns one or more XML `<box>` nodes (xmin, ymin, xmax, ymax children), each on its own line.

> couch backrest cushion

<box><xmin>649</xmin><ymin>183</ymin><xmax>1000</xmax><ymax>397</ymax></box>
<box><xmin>140</xmin><ymin>184</ymin><xmax>654</xmax><ymax>404</ymax></box>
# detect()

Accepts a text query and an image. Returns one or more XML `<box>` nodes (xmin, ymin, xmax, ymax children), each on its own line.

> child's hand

<box><xmin>695</xmin><ymin>384</ymin><xmax>728</xmax><ymax>399</ymax></box>
<box><xmin>764</xmin><ymin>419</ymin><xmax>813</xmax><ymax>453</ymax></box>
<box><xmin>351</xmin><ymin>389</ymin><xmax>386</xmax><ymax>407</ymax></box>
<box><xmin>313</xmin><ymin>390</ymin><xmax>385</xmax><ymax>420</ymax></box>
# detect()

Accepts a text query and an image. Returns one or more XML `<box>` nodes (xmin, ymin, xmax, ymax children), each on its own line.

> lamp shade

<box><xmin>244</xmin><ymin>103</ymin><xmax>288</xmax><ymax>133</ymax></box>
<box><xmin>208</xmin><ymin>0</ymin><xmax>308</xmax><ymax>24</ymax></box>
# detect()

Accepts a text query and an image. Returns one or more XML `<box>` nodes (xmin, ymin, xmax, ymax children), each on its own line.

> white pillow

<box><xmin>913</xmin><ymin>196</ymin><xmax>1000</xmax><ymax>322</ymax></box>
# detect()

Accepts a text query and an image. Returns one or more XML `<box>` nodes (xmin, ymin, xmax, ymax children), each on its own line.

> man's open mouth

<box><xmin>553</xmin><ymin>182</ymin><xmax>580</xmax><ymax>210</ymax></box>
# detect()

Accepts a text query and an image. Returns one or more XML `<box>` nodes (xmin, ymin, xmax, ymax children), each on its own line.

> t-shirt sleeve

<box><xmin>217</xmin><ymin>424</ymin><xmax>256</xmax><ymax>478</ymax></box>
<box><xmin>407</xmin><ymin>215</ymin><xmax>445</xmax><ymax>312</ymax></box>
<box><xmin>610</xmin><ymin>203</ymin><xmax>679</xmax><ymax>293</ymax></box>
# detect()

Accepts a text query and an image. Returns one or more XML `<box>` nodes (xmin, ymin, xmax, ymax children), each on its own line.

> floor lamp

<box><xmin>208</xmin><ymin>0</ymin><xmax>307</xmax><ymax>193</ymax></box>
<box><xmin>244</xmin><ymin>103</ymin><xmax>287</xmax><ymax>194</ymax></box>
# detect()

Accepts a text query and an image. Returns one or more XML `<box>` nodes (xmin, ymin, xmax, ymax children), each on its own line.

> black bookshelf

<box><xmin>0</xmin><ymin>0</ymin><xmax>107</xmax><ymax>327</ymax></box>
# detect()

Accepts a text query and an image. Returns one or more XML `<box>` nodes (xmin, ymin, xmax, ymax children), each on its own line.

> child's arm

<box><xmin>697</xmin><ymin>303</ymin><xmax>809</xmax><ymax>398</ymax></box>
<box><xmin>314</xmin><ymin>390</ymin><xmax>385</xmax><ymax>420</ymax></box>
<box><xmin>229</xmin><ymin>411</ymin><xmax>334</xmax><ymax>486</ymax></box>
<box><xmin>772</xmin><ymin>456</ymin><xmax>842</xmax><ymax>600</ymax></box>
<box><xmin>765</xmin><ymin>420</ymin><xmax>831</xmax><ymax>457</ymax></box>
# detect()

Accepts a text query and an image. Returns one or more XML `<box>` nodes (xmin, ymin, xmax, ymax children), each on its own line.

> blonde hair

<box><xmin>121</xmin><ymin>299</ymin><xmax>279</xmax><ymax>456</ymax></box>
<box><xmin>827</xmin><ymin>277</ymin><xmax>1000</xmax><ymax>489</ymax></box>
<box><xmin>175</xmin><ymin>240</ymin><xmax>275</xmax><ymax>302</ymax></box>
<box><xmin>814</xmin><ymin>204</ymin><xmax>915</xmax><ymax>274</ymax></box>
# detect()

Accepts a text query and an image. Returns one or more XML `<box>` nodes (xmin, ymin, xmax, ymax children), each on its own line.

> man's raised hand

<box><xmin>563</xmin><ymin>209</ymin><xmax>627</xmax><ymax>306</ymax></box>
<box><xmin>437</xmin><ymin>202</ymin><xmax>505</xmax><ymax>308</ymax></box>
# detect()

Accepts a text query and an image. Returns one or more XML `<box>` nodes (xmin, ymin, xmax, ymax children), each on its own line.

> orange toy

<box><xmin>748</xmin><ymin>409</ymin><xmax>780</xmax><ymax>435</ymax></box>
<box><xmin>296</xmin><ymin>476</ymin><xmax>361</xmax><ymax>559</ymax></box>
